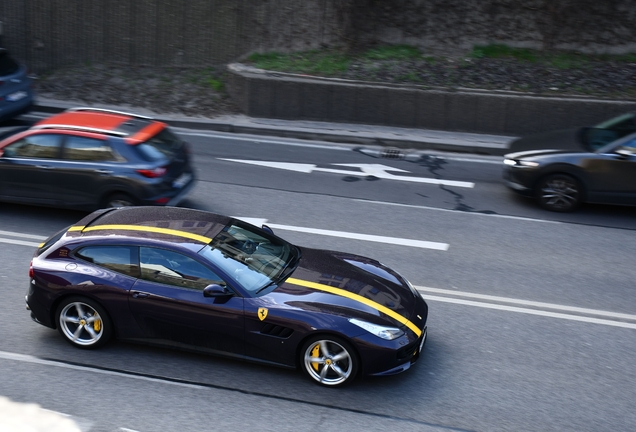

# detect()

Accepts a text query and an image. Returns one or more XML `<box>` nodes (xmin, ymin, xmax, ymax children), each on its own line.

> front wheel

<box><xmin>55</xmin><ymin>297</ymin><xmax>112</xmax><ymax>349</ymax></box>
<box><xmin>300</xmin><ymin>335</ymin><xmax>359</xmax><ymax>387</ymax></box>
<box><xmin>536</xmin><ymin>174</ymin><xmax>582</xmax><ymax>212</ymax></box>
<box><xmin>103</xmin><ymin>192</ymin><xmax>137</xmax><ymax>208</ymax></box>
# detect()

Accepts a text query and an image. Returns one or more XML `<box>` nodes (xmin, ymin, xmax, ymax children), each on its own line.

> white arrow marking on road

<box><xmin>219</xmin><ymin>159</ymin><xmax>475</xmax><ymax>188</ymax></box>
<box><xmin>233</xmin><ymin>217</ymin><xmax>448</xmax><ymax>250</ymax></box>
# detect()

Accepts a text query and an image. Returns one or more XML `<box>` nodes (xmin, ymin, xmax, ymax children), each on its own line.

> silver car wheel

<box><xmin>58</xmin><ymin>301</ymin><xmax>104</xmax><ymax>347</ymax></box>
<box><xmin>537</xmin><ymin>174</ymin><xmax>581</xmax><ymax>212</ymax></box>
<box><xmin>303</xmin><ymin>339</ymin><xmax>355</xmax><ymax>386</ymax></box>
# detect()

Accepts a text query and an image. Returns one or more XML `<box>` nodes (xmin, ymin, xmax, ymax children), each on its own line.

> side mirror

<box><xmin>261</xmin><ymin>224</ymin><xmax>274</xmax><ymax>235</ymax></box>
<box><xmin>615</xmin><ymin>147</ymin><xmax>634</xmax><ymax>158</ymax></box>
<box><xmin>203</xmin><ymin>284</ymin><xmax>233</xmax><ymax>298</ymax></box>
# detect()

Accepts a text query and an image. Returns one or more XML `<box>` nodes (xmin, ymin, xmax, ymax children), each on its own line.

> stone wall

<box><xmin>0</xmin><ymin>0</ymin><xmax>634</xmax><ymax>72</ymax></box>
<box><xmin>349</xmin><ymin>0</ymin><xmax>636</xmax><ymax>55</ymax></box>
<box><xmin>226</xmin><ymin>64</ymin><xmax>636</xmax><ymax>136</ymax></box>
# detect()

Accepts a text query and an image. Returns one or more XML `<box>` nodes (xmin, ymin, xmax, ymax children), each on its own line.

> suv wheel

<box><xmin>104</xmin><ymin>193</ymin><xmax>137</xmax><ymax>208</ymax></box>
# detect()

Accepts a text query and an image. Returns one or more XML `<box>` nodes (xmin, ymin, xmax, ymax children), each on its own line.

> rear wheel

<box><xmin>536</xmin><ymin>174</ymin><xmax>582</xmax><ymax>212</ymax></box>
<box><xmin>55</xmin><ymin>297</ymin><xmax>112</xmax><ymax>349</ymax></box>
<box><xmin>103</xmin><ymin>192</ymin><xmax>136</xmax><ymax>208</ymax></box>
<box><xmin>300</xmin><ymin>335</ymin><xmax>359</xmax><ymax>387</ymax></box>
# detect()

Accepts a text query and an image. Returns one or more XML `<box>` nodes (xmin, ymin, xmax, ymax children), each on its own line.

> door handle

<box><xmin>94</xmin><ymin>169</ymin><xmax>113</xmax><ymax>174</ymax></box>
<box><xmin>132</xmin><ymin>291</ymin><xmax>150</xmax><ymax>299</ymax></box>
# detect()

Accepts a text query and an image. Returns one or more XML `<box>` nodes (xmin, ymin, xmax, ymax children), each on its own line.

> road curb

<box><xmin>32</xmin><ymin>99</ymin><xmax>511</xmax><ymax>156</ymax></box>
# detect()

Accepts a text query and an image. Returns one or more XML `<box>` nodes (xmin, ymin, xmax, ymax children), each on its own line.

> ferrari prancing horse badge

<box><xmin>258</xmin><ymin>308</ymin><xmax>268</xmax><ymax>321</ymax></box>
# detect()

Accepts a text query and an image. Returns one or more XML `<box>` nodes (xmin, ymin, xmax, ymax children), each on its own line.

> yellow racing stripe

<box><xmin>286</xmin><ymin>277</ymin><xmax>422</xmax><ymax>337</ymax></box>
<box><xmin>70</xmin><ymin>224</ymin><xmax>212</xmax><ymax>244</ymax></box>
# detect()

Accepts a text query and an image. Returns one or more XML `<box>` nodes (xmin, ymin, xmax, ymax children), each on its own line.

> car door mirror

<box><xmin>203</xmin><ymin>284</ymin><xmax>233</xmax><ymax>298</ymax></box>
<box><xmin>615</xmin><ymin>147</ymin><xmax>635</xmax><ymax>158</ymax></box>
<box><xmin>261</xmin><ymin>224</ymin><xmax>274</xmax><ymax>235</ymax></box>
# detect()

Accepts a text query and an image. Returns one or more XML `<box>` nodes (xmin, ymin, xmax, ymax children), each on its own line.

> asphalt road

<box><xmin>1</xmin><ymin>125</ymin><xmax>635</xmax><ymax>432</ymax></box>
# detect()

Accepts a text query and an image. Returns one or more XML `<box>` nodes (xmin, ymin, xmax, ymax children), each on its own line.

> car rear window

<box><xmin>0</xmin><ymin>51</ymin><xmax>20</xmax><ymax>76</ymax></box>
<box><xmin>36</xmin><ymin>226</ymin><xmax>70</xmax><ymax>256</ymax></box>
<box><xmin>133</xmin><ymin>128</ymin><xmax>184</xmax><ymax>162</ymax></box>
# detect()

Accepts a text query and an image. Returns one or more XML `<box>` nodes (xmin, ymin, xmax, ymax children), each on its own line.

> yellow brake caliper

<box><xmin>93</xmin><ymin>316</ymin><xmax>101</xmax><ymax>332</ymax></box>
<box><xmin>310</xmin><ymin>344</ymin><xmax>320</xmax><ymax>371</ymax></box>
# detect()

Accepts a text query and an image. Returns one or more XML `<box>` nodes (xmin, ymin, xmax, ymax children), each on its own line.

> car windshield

<box><xmin>0</xmin><ymin>51</ymin><xmax>20</xmax><ymax>76</ymax></box>
<box><xmin>198</xmin><ymin>222</ymin><xmax>298</xmax><ymax>293</ymax></box>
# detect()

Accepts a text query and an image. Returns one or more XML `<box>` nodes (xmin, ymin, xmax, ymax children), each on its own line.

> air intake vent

<box><xmin>261</xmin><ymin>323</ymin><xmax>294</xmax><ymax>338</ymax></box>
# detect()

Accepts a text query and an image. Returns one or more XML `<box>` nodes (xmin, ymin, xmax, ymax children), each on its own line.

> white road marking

<box><xmin>176</xmin><ymin>130</ymin><xmax>352</xmax><ymax>150</ymax></box>
<box><xmin>356</xmin><ymin>199</ymin><xmax>561</xmax><ymax>223</ymax></box>
<box><xmin>422</xmin><ymin>294</ymin><xmax>636</xmax><ymax>329</ymax></box>
<box><xmin>0</xmin><ymin>230</ymin><xmax>47</xmax><ymax>240</ymax></box>
<box><xmin>0</xmin><ymin>351</ymin><xmax>206</xmax><ymax>390</ymax></box>
<box><xmin>233</xmin><ymin>217</ymin><xmax>449</xmax><ymax>250</ymax></box>
<box><xmin>0</xmin><ymin>238</ymin><xmax>41</xmax><ymax>247</ymax></box>
<box><xmin>220</xmin><ymin>159</ymin><xmax>475</xmax><ymax>188</ymax></box>
<box><xmin>415</xmin><ymin>285</ymin><xmax>636</xmax><ymax>321</ymax></box>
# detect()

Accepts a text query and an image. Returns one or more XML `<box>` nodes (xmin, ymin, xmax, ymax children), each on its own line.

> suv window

<box><xmin>134</xmin><ymin>129</ymin><xmax>184</xmax><ymax>162</ymax></box>
<box><xmin>2</xmin><ymin>134</ymin><xmax>61</xmax><ymax>159</ymax></box>
<box><xmin>63</xmin><ymin>136</ymin><xmax>119</xmax><ymax>162</ymax></box>
<box><xmin>0</xmin><ymin>51</ymin><xmax>20</xmax><ymax>76</ymax></box>
<box><xmin>75</xmin><ymin>246</ymin><xmax>139</xmax><ymax>277</ymax></box>
<box><xmin>140</xmin><ymin>247</ymin><xmax>223</xmax><ymax>290</ymax></box>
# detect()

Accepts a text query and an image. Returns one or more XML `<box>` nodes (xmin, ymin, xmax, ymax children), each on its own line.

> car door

<box><xmin>128</xmin><ymin>246</ymin><xmax>245</xmax><ymax>356</ymax></box>
<box><xmin>0</xmin><ymin>133</ymin><xmax>62</xmax><ymax>204</ymax></box>
<box><xmin>50</xmin><ymin>135</ymin><xmax>123</xmax><ymax>207</ymax></box>
<box><xmin>583</xmin><ymin>137</ymin><xmax>636</xmax><ymax>204</ymax></box>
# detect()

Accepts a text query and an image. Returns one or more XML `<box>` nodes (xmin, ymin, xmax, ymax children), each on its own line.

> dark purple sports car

<box><xmin>26</xmin><ymin>206</ymin><xmax>428</xmax><ymax>387</ymax></box>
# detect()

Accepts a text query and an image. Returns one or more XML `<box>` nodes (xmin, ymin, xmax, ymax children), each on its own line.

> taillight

<box><xmin>136</xmin><ymin>166</ymin><xmax>167</xmax><ymax>178</ymax></box>
<box><xmin>29</xmin><ymin>260</ymin><xmax>34</xmax><ymax>278</ymax></box>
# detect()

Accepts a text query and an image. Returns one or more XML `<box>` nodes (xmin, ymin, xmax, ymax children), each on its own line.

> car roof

<box><xmin>33</xmin><ymin>108</ymin><xmax>167</xmax><ymax>144</ymax></box>
<box><xmin>67</xmin><ymin>207</ymin><xmax>231</xmax><ymax>246</ymax></box>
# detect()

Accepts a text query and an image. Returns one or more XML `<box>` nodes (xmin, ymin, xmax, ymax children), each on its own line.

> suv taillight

<box><xmin>136</xmin><ymin>167</ymin><xmax>167</xmax><ymax>178</ymax></box>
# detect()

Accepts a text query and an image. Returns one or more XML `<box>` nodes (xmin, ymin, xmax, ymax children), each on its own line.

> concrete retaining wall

<box><xmin>227</xmin><ymin>64</ymin><xmax>636</xmax><ymax>136</ymax></box>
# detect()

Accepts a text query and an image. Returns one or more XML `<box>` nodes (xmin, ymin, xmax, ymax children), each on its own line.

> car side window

<box><xmin>620</xmin><ymin>138</ymin><xmax>636</xmax><ymax>152</ymax></box>
<box><xmin>2</xmin><ymin>134</ymin><xmax>61</xmax><ymax>159</ymax></box>
<box><xmin>75</xmin><ymin>246</ymin><xmax>139</xmax><ymax>278</ymax></box>
<box><xmin>140</xmin><ymin>247</ymin><xmax>224</xmax><ymax>291</ymax></box>
<box><xmin>63</xmin><ymin>136</ymin><xmax>119</xmax><ymax>162</ymax></box>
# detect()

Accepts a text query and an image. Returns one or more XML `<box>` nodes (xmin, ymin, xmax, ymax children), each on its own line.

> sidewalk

<box><xmin>32</xmin><ymin>97</ymin><xmax>515</xmax><ymax>156</ymax></box>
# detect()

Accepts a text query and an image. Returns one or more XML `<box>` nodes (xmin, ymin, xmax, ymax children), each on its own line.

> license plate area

<box><xmin>172</xmin><ymin>173</ymin><xmax>192</xmax><ymax>188</ymax></box>
<box><xmin>6</xmin><ymin>91</ymin><xmax>28</xmax><ymax>102</ymax></box>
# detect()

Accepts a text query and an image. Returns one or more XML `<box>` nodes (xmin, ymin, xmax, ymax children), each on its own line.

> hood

<box><xmin>507</xmin><ymin>128</ymin><xmax>584</xmax><ymax>154</ymax></box>
<box><xmin>273</xmin><ymin>247</ymin><xmax>421</xmax><ymax>328</ymax></box>
<box><xmin>505</xmin><ymin>148</ymin><xmax>587</xmax><ymax>159</ymax></box>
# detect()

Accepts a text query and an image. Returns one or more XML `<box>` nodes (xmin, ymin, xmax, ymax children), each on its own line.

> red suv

<box><xmin>0</xmin><ymin>107</ymin><xmax>195</xmax><ymax>210</ymax></box>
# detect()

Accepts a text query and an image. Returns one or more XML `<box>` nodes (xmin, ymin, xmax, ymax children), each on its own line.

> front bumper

<box><xmin>370</xmin><ymin>326</ymin><xmax>427</xmax><ymax>376</ymax></box>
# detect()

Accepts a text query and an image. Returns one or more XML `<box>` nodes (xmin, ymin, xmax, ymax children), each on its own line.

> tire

<box><xmin>535</xmin><ymin>173</ymin><xmax>582</xmax><ymax>212</ymax></box>
<box><xmin>103</xmin><ymin>192</ymin><xmax>137</xmax><ymax>208</ymax></box>
<box><xmin>55</xmin><ymin>297</ymin><xmax>112</xmax><ymax>349</ymax></box>
<box><xmin>300</xmin><ymin>335</ymin><xmax>359</xmax><ymax>387</ymax></box>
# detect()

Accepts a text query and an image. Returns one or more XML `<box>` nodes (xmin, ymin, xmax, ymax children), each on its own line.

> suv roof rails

<box><xmin>65</xmin><ymin>107</ymin><xmax>154</xmax><ymax>120</ymax></box>
<box><xmin>30</xmin><ymin>124</ymin><xmax>128</xmax><ymax>137</ymax></box>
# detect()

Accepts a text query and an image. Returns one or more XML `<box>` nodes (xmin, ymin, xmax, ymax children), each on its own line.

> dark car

<box><xmin>26</xmin><ymin>206</ymin><xmax>428</xmax><ymax>387</ymax></box>
<box><xmin>508</xmin><ymin>112</ymin><xmax>636</xmax><ymax>154</ymax></box>
<box><xmin>0</xmin><ymin>107</ymin><xmax>195</xmax><ymax>209</ymax></box>
<box><xmin>503</xmin><ymin>132</ymin><xmax>636</xmax><ymax>212</ymax></box>
<box><xmin>0</xmin><ymin>48</ymin><xmax>34</xmax><ymax>122</ymax></box>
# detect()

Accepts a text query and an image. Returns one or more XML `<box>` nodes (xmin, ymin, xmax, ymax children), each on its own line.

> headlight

<box><xmin>504</xmin><ymin>158</ymin><xmax>539</xmax><ymax>167</ymax></box>
<box><xmin>349</xmin><ymin>318</ymin><xmax>404</xmax><ymax>340</ymax></box>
